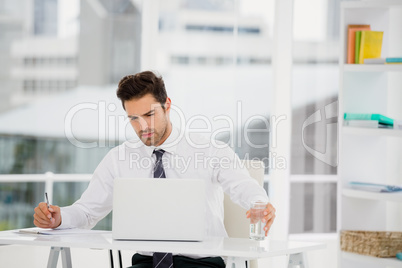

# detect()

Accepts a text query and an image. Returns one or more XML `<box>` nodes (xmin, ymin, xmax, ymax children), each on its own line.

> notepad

<box><xmin>18</xmin><ymin>228</ymin><xmax>107</xmax><ymax>235</ymax></box>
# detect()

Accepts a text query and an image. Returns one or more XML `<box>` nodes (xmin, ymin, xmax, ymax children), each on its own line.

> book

<box><xmin>349</xmin><ymin>181</ymin><xmax>402</xmax><ymax>193</ymax></box>
<box><xmin>347</xmin><ymin>24</ymin><xmax>371</xmax><ymax>64</ymax></box>
<box><xmin>386</xmin><ymin>57</ymin><xmax>402</xmax><ymax>63</ymax></box>
<box><xmin>358</xmin><ymin>31</ymin><xmax>383</xmax><ymax>64</ymax></box>
<box><xmin>364</xmin><ymin>58</ymin><xmax>385</xmax><ymax>64</ymax></box>
<box><xmin>343</xmin><ymin>120</ymin><xmax>392</xmax><ymax>128</ymax></box>
<box><xmin>363</xmin><ymin>57</ymin><xmax>402</xmax><ymax>64</ymax></box>
<box><xmin>344</xmin><ymin>113</ymin><xmax>394</xmax><ymax>126</ymax></box>
<box><xmin>355</xmin><ymin>31</ymin><xmax>362</xmax><ymax>64</ymax></box>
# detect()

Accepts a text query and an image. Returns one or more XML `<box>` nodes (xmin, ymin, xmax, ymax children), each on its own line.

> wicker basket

<box><xmin>340</xmin><ymin>230</ymin><xmax>402</xmax><ymax>257</ymax></box>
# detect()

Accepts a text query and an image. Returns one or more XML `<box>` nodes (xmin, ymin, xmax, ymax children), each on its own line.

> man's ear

<box><xmin>164</xmin><ymin>97</ymin><xmax>172</xmax><ymax>111</ymax></box>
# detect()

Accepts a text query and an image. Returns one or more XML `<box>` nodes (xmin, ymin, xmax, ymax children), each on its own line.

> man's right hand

<box><xmin>33</xmin><ymin>202</ymin><xmax>62</xmax><ymax>228</ymax></box>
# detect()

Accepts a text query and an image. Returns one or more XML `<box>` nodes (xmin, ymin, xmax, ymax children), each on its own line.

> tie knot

<box><xmin>153</xmin><ymin>149</ymin><xmax>165</xmax><ymax>161</ymax></box>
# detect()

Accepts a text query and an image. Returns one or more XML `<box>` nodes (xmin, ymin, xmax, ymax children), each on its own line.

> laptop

<box><xmin>112</xmin><ymin>178</ymin><xmax>206</xmax><ymax>241</ymax></box>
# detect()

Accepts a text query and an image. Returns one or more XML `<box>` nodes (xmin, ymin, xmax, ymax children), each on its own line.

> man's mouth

<box><xmin>142</xmin><ymin>132</ymin><xmax>153</xmax><ymax>138</ymax></box>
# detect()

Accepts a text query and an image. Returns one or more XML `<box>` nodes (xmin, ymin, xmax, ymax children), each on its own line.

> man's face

<box><xmin>125</xmin><ymin>94</ymin><xmax>171</xmax><ymax>147</ymax></box>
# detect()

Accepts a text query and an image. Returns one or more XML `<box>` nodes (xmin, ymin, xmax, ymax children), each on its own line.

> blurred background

<box><xmin>0</xmin><ymin>0</ymin><xmax>341</xmax><ymax>266</ymax></box>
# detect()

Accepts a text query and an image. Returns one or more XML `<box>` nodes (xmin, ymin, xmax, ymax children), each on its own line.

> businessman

<box><xmin>33</xmin><ymin>71</ymin><xmax>276</xmax><ymax>268</ymax></box>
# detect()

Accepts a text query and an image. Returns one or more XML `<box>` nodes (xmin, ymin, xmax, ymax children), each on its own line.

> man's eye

<box><xmin>130</xmin><ymin>117</ymin><xmax>138</xmax><ymax>121</ymax></box>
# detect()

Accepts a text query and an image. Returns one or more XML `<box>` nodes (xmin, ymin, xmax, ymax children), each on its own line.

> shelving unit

<box><xmin>343</xmin><ymin>127</ymin><xmax>402</xmax><ymax>137</ymax></box>
<box><xmin>342</xmin><ymin>252</ymin><xmax>402</xmax><ymax>267</ymax></box>
<box><xmin>343</xmin><ymin>64</ymin><xmax>402</xmax><ymax>72</ymax></box>
<box><xmin>338</xmin><ymin>1</ymin><xmax>402</xmax><ymax>268</ymax></box>
<box><xmin>342</xmin><ymin>189</ymin><xmax>402</xmax><ymax>203</ymax></box>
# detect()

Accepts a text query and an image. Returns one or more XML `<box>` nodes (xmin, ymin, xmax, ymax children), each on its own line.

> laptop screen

<box><xmin>112</xmin><ymin>178</ymin><xmax>206</xmax><ymax>241</ymax></box>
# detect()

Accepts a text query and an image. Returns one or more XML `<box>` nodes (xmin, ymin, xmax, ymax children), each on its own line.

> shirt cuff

<box><xmin>56</xmin><ymin>207</ymin><xmax>76</xmax><ymax>229</ymax></box>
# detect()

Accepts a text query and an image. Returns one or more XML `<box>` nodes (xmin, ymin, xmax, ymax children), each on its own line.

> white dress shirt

<box><xmin>60</xmin><ymin>126</ymin><xmax>269</xmax><ymax>254</ymax></box>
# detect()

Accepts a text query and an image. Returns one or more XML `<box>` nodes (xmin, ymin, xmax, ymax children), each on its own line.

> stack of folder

<box><xmin>349</xmin><ymin>181</ymin><xmax>402</xmax><ymax>193</ymax></box>
<box><xmin>346</xmin><ymin>24</ymin><xmax>383</xmax><ymax>64</ymax></box>
<box><xmin>347</xmin><ymin>24</ymin><xmax>402</xmax><ymax>65</ymax></box>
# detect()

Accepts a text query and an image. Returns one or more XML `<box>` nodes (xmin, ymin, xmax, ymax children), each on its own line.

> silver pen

<box><xmin>45</xmin><ymin>192</ymin><xmax>52</xmax><ymax>220</ymax></box>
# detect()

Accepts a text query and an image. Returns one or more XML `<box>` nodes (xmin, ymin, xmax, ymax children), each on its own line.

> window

<box><xmin>289</xmin><ymin>0</ymin><xmax>341</xmax><ymax>234</ymax></box>
<box><xmin>155</xmin><ymin>0</ymin><xmax>275</xmax><ymax>173</ymax></box>
<box><xmin>0</xmin><ymin>0</ymin><xmax>276</xmax><ymax>231</ymax></box>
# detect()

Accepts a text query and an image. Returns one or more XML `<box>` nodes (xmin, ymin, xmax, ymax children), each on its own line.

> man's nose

<box><xmin>138</xmin><ymin>117</ymin><xmax>148</xmax><ymax>131</ymax></box>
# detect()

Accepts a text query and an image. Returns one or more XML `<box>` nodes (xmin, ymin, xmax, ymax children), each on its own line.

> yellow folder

<box><xmin>358</xmin><ymin>31</ymin><xmax>383</xmax><ymax>64</ymax></box>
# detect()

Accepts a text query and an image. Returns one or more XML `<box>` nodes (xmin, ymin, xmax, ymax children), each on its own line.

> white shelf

<box><xmin>339</xmin><ymin>2</ymin><xmax>402</xmax><ymax>267</ymax></box>
<box><xmin>342</xmin><ymin>188</ymin><xmax>402</xmax><ymax>203</ymax></box>
<box><xmin>343</xmin><ymin>127</ymin><xmax>402</xmax><ymax>137</ymax></box>
<box><xmin>342</xmin><ymin>0</ymin><xmax>402</xmax><ymax>9</ymax></box>
<box><xmin>342</xmin><ymin>64</ymin><xmax>402</xmax><ymax>73</ymax></box>
<box><xmin>342</xmin><ymin>252</ymin><xmax>402</xmax><ymax>267</ymax></box>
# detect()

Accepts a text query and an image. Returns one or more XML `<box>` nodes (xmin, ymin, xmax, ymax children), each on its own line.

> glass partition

<box><xmin>0</xmin><ymin>182</ymin><xmax>45</xmax><ymax>230</ymax></box>
<box><xmin>0</xmin><ymin>0</ymin><xmax>274</xmax><ymax>231</ymax></box>
<box><xmin>289</xmin><ymin>0</ymin><xmax>343</xmax><ymax>234</ymax></box>
<box><xmin>155</xmin><ymin>0</ymin><xmax>274</xmax><ymax>172</ymax></box>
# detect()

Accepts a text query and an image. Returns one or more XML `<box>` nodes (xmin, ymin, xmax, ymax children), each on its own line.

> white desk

<box><xmin>0</xmin><ymin>230</ymin><xmax>325</xmax><ymax>268</ymax></box>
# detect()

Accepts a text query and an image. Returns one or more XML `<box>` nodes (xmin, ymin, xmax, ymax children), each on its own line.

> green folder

<box><xmin>355</xmin><ymin>31</ymin><xmax>362</xmax><ymax>64</ymax></box>
<box><xmin>344</xmin><ymin>113</ymin><xmax>394</xmax><ymax>126</ymax></box>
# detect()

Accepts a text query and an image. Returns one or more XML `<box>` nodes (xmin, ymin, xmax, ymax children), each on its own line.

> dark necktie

<box><xmin>152</xmin><ymin>149</ymin><xmax>173</xmax><ymax>268</ymax></box>
<box><xmin>153</xmin><ymin>149</ymin><xmax>166</xmax><ymax>179</ymax></box>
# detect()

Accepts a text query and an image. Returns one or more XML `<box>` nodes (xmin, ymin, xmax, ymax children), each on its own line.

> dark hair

<box><xmin>116</xmin><ymin>71</ymin><xmax>167</xmax><ymax>110</ymax></box>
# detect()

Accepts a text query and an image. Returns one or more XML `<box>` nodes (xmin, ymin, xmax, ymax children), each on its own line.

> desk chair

<box><xmin>109</xmin><ymin>159</ymin><xmax>266</xmax><ymax>268</ymax></box>
<box><xmin>224</xmin><ymin>159</ymin><xmax>265</xmax><ymax>268</ymax></box>
<box><xmin>224</xmin><ymin>161</ymin><xmax>309</xmax><ymax>268</ymax></box>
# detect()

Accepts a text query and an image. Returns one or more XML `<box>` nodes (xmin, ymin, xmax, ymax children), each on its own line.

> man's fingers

<box><xmin>263</xmin><ymin>203</ymin><xmax>276</xmax><ymax>235</ymax></box>
<box><xmin>34</xmin><ymin>205</ymin><xmax>47</xmax><ymax>220</ymax></box>
<box><xmin>33</xmin><ymin>210</ymin><xmax>51</xmax><ymax>224</ymax></box>
<box><xmin>41</xmin><ymin>202</ymin><xmax>53</xmax><ymax>219</ymax></box>
<box><xmin>33</xmin><ymin>215</ymin><xmax>51</xmax><ymax>227</ymax></box>
<box><xmin>35</xmin><ymin>203</ymin><xmax>51</xmax><ymax>220</ymax></box>
<box><xmin>33</xmin><ymin>202</ymin><xmax>55</xmax><ymax>228</ymax></box>
<box><xmin>33</xmin><ymin>217</ymin><xmax>49</xmax><ymax>227</ymax></box>
<box><xmin>33</xmin><ymin>218</ymin><xmax>53</xmax><ymax>228</ymax></box>
<box><xmin>264</xmin><ymin>210</ymin><xmax>275</xmax><ymax>221</ymax></box>
<box><xmin>33</xmin><ymin>212</ymin><xmax>57</xmax><ymax>228</ymax></box>
<box><xmin>262</xmin><ymin>207</ymin><xmax>275</xmax><ymax>223</ymax></box>
<box><xmin>264</xmin><ymin>214</ymin><xmax>276</xmax><ymax>235</ymax></box>
<box><xmin>49</xmin><ymin>205</ymin><xmax>60</xmax><ymax>214</ymax></box>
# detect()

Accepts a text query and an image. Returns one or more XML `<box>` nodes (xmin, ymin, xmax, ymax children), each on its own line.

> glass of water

<box><xmin>249</xmin><ymin>200</ymin><xmax>267</xmax><ymax>241</ymax></box>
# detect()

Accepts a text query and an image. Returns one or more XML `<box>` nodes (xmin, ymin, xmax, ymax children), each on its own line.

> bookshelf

<box><xmin>341</xmin><ymin>252</ymin><xmax>402</xmax><ymax>267</ymax></box>
<box><xmin>342</xmin><ymin>189</ymin><xmax>402</xmax><ymax>203</ymax></box>
<box><xmin>338</xmin><ymin>1</ymin><xmax>402</xmax><ymax>268</ymax></box>
<box><xmin>343</xmin><ymin>64</ymin><xmax>402</xmax><ymax>72</ymax></box>
<box><xmin>343</xmin><ymin>127</ymin><xmax>402</xmax><ymax>137</ymax></box>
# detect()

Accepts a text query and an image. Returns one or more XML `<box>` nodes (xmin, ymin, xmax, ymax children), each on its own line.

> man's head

<box><xmin>117</xmin><ymin>71</ymin><xmax>172</xmax><ymax>146</ymax></box>
<box><xmin>116</xmin><ymin>71</ymin><xmax>168</xmax><ymax>109</ymax></box>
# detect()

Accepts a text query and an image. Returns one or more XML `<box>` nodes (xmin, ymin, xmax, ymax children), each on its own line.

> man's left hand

<box><xmin>246</xmin><ymin>202</ymin><xmax>276</xmax><ymax>236</ymax></box>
